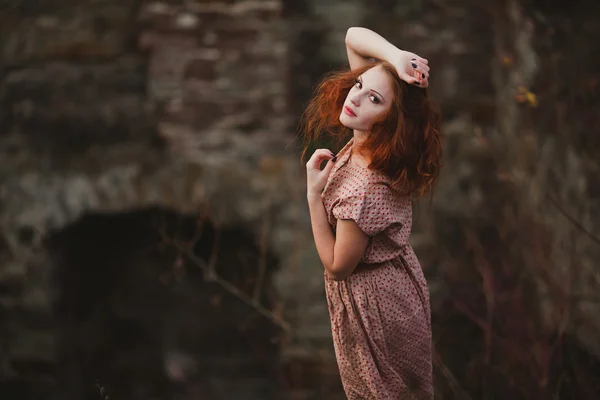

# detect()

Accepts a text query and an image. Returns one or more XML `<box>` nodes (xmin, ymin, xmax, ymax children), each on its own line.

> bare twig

<box><xmin>433</xmin><ymin>350</ymin><xmax>473</xmax><ymax>400</ymax></box>
<box><xmin>154</xmin><ymin>216</ymin><xmax>291</xmax><ymax>332</ymax></box>
<box><xmin>186</xmin><ymin>215</ymin><xmax>206</xmax><ymax>249</ymax></box>
<box><xmin>465</xmin><ymin>229</ymin><xmax>495</xmax><ymax>398</ymax></box>
<box><xmin>175</xmin><ymin>242</ymin><xmax>291</xmax><ymax>332</ymax></box>
<box><xmin>253</xmin><ymin>196</ymin><xmax>272</xmax><ymax>304</ymax></box>
<box><xmin>205</xmin><ymin>227</ymin><xmax>220</xmax><ymax>282</ymax></box>
<box><xmin>547</xmin><ymin>194</ymin><xmax>600</xmax><ymax>247</ymax></box>
<box><xmin>452</xmin><ymin>299</ymin><xmax>531</xmax><ymax>368</ymax></box>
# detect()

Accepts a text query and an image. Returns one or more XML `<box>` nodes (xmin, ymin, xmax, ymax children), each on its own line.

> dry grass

<box><xmin>430</xmin><ymin>1</ymin><xmax>600</xmax><ymax>398</ymax></box>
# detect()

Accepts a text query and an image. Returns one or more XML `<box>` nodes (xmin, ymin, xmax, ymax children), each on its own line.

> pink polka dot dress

<box><xmin>321</xmin><ymin>138</ymin><xmax>433</xmax><ymax>399</ymax></box>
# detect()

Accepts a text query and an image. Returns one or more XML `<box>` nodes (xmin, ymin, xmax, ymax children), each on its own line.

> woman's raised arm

<box><xmin>345</xmin><ymin>27</ymin><xmax>430</xmax><ymax>87</ymax></box>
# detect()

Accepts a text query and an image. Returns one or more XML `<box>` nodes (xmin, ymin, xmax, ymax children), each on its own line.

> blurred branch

<box><xmin>465</xmin><ymin>229</ymin><xmax>494</xmax><ymax>397</ymax></box>
<box><xmin>254</xmin><ymin>196</ymin><xmax>272</xmax><ymax>304</ymax></box>
<box><xmin>205</xmin><ymin>226</ymin><xmax>220</xmax><ymax>281</ymax></box>
<box><xmin>538</xmin><ymin>291</ymin><xmax>600</xmax><ymax>304</ymax></box>
<box><xmin>177</xmin><ymin>242</ymin><xmax>291</xmax><ymax>332</ymax></box>
<box><xmin>547</xmin><ymin>194</ymin><xmax>600</xmax><ymax>247</ymax></box>
<box><xmin>155</xmin><ymin>216</ymin><xmax>292</xmax><ymax>333</ymax></box>
<box><xmin>433</xmin><ymin>350</ymin><xmax>473</xmax><ymax>400</ymax></box>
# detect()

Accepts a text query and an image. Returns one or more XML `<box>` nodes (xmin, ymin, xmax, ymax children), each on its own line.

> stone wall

<box><xmin>0</xmin><ymin>0</ymin><xmax>340</xmax><ymax>398</ymax></box>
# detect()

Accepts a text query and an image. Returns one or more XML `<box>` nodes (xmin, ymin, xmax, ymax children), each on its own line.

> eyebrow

<box><xmin>358</xmin><ymin>76</ymin><xmax>385</xmax><ymax>102</ymax></box>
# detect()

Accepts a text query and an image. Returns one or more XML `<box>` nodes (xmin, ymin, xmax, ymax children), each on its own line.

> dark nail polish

<box><xmin>411</xmin><ymin>58</ymin><xmax>416</xmax><ymax>61</ymax></box>
<box><xmin>414</xmin><ymin>81</ymin><xmax>420</xmax><ymax>85</ymax></box>
<box><xmin>411</xmin><ymin>63</ymin><xmax>417</xmax><ymax>68</ymax></box>
<box><xmin>422</xmin><ymin>73</ymin><xmax>425</xmax><ymax>78</ymax></box>
<box><xmin>332</xmin><ymin>156</ymin><xmax>337</xmax><ymax>162</ymax></box>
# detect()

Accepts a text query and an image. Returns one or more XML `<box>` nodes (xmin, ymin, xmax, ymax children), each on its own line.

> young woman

<box><xmin>302</xmin><ymin>27</ymin><xmax>442</xmax><ymax>399</ymax></box>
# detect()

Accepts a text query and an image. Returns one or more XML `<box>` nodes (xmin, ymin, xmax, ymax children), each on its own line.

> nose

<box><xmin>349</xmin><ymin>92</ymin><xmax>360</xmax><ymax>107</ymax></box>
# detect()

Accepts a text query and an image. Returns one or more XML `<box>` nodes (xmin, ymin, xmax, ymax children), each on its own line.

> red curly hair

<box><xmin>300</xmin><ymin>61</ymin><xmax>443</xmax><ymax>199</ymax></box>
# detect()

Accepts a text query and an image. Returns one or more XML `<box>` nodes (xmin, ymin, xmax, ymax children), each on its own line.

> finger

<box><xmin>323</xmin><ymin>156</ymin><xmax>337</xmax><ymax>175</ymax></box>
<box><xmin>411</xmin><ymin>63</ymin><xmax>429</xmax><ymax>80</ymax></box>
<box><xmin>410</xmin><ymin>54</ymin><xmax>428</xmax><ymax>65</ymax></box>
<box><xmin>399</xmin><ymin>71</ymin><xmax>414</xmax><ymax>83</ymax></box>
<box><xmin>417</xmin><ymin>61</ymin><xmax>430</xmax><ymax>73</ymax></box>
<box><xmin>403</xmin><ymin>69</ymin><xmax>427</xmax><ymax>87</ymax></box>
<box><xmin>306</xmin><ymin>149</ymin><xmax>334</xmax><ymax>169</ymax></box>
<box><xmin>411</xmin><ymin>70</ymin><xmax>421</xmax><ymax>86</ymax></box>
<box><xmin>412</xmin><ymin>77</ymin><xmax>429</xmax><ymax>87</ymax></box>
<box><xmin>313</xmin><ymin>148</ymin><xmax>334</xmax><ymax>158</ymax></box>
<box><xmin>310</xmin><ymin>149</ymin><xmax>334</xmax><ymax>159</ymax></box>
<box><xmin>307</xmin><ymin>154</ymin><xmax>332</xmax><ymax>170</ymax></box>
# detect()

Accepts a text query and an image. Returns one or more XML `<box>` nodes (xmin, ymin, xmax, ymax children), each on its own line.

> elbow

<box><xmin>327</xmin><ymin>271</ymin><xmax>349</xmax><ymax>281</ymax></box>
<box><xmin>345</xmin><ymin>27</ymin><xmax>360</xmax><ymax>44</ymax></box>
<box><xmin>326</xmin><ymin>263</ymin><xmax>354</xmax><ymax>281</ymax></box>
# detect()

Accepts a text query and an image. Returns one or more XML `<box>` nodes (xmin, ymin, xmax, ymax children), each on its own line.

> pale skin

<box><xmin>306</xmin><ymin>27</ymin><xmax>430</xmax><ymax>281</ymax></box>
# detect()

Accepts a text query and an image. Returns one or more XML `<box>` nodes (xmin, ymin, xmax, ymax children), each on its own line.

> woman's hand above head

<box><xmin>306</xmin><ymin>149</ymin><xmax>337</xmax><ymax>198</ymax></box>
<box><xmin>344</xmin><ymin>27</ymin><xmax>430</xmax><ymax>87</ymax></box>
<box><xmin>393</xmin><ymin>50</ymin><xmax>430</xmax><ymax>88</ymax></box>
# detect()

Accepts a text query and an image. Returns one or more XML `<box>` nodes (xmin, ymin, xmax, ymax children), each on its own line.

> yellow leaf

<box><xmin>515</xmin><ymin>86</ymin><xmax>537</xmax><ymax>107</ymax></box>
<box><xmin>525</xmin><ymin>91</ymin><xmax>537</xmax><ymax>107</ymax></box>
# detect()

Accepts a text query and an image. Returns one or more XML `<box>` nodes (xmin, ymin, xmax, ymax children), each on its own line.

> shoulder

<box><xmin>363</xmin><ymin>170</ymin><xmax>393</xmax><ymax>194</ymax></box>
<box><xmin>365</xmin><ymin>179</ymin><xmax>411</xmax><ymax>208</ymax></box>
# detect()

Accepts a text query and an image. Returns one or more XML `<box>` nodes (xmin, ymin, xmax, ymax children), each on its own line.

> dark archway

<box><xmin>43</xmin><ymin>206</ymin><xmax>282</xmax><ymax>400</ymax></box>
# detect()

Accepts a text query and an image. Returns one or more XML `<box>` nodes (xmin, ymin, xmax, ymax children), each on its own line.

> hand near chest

<box><xmin>306</xmin><ymin>148</ymin><xmax>337</xmax><ymax>197</ymax></box>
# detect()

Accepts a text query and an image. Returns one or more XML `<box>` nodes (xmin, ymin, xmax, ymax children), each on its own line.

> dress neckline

<box><xmin>337</xmin><ymin>138</ymin><xmax>371</xmax><ymax>170</ymax></box>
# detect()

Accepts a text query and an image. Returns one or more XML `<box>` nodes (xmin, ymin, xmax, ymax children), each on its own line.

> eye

<box><xmin>369</xmin><ymin>95</ymin><xmax>380</xmax><ymax>104</ymax></box>
<box><xmin>354</xmin><ymin>79</ymin><xmax>362</xmax><ymax>89</ymax></box>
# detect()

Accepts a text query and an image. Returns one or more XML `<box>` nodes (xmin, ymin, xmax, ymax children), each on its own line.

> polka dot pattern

<box><xmin>320</xmin><ymin>138</ymin><xmax>433</xmax><ymax>399</ymax></box>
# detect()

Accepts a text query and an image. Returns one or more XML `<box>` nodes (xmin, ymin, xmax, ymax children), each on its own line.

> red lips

<box><xmin>343</xmin><ymin>106</ymin><xmax>356</xmax><ymax>117</ymax></box>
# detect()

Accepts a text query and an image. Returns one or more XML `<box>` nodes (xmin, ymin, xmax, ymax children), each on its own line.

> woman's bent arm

<box><xmin>307</xmin><ymin>193</ymin><xmax>336</xmax><ymax>274</ymax></box>
<box><xmin>307</xmin><ymin>193</ymin><xmax>369</xmax><ymax>281</ymax></box>
<box><xmin>345</xmin><ymin>27</ymin><xmax>403</xmax><ymax>70</ymax></box>
<box><xmin>345</xmin><ymin>26</ymin><xmax>430</xmax><ymax>86</ymax></box>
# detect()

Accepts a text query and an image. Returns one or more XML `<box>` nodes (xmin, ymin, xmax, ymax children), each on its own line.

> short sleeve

<box><xmin>332</xmin><ymin>184</ymin><xmax>404</xmax><ymax>237</ymax></box>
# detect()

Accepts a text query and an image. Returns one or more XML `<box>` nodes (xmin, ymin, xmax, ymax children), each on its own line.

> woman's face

<box><xmin>339</xmin><ymin>65</ymin><xmax>394</xmax><ymax>132</ymax></box>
